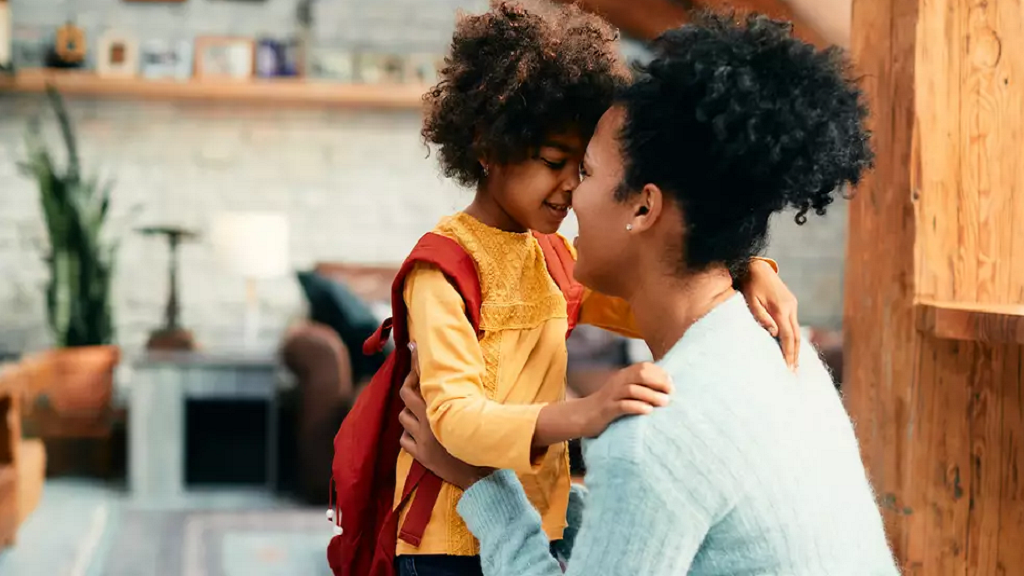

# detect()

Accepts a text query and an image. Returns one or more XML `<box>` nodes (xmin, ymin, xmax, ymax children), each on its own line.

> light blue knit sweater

<box><xmin>457</xmin><ymin>294</ymin><xmax>899</xmax><ymax>575</ymax></box>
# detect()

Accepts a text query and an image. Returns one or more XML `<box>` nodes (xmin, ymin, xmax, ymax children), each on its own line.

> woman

<box><xmin>399</xmin><ymin>12</ymin><xmax>899</xmax><ymax>575</ymax></box>
<box><xmin>386</xmin><ymin>4</ymin><xmax>800</xmax><ymax>575</ymax></box>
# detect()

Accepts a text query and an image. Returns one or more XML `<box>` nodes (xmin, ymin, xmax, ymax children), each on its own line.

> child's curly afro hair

<box><xmin>423</xmin><ymin>0</ymin><xmax>629</xmax><ymax>188</ymax></box>
<box><xmin>616</xmin><ymin>11</ymin><xmax>874</xmax><ymax>275</ymax></box>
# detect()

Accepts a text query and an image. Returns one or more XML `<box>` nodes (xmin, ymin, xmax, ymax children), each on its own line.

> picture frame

<box><xmin>356</xmin><ymin>51</ymin><xmax>404</xmax><ymax>84</ymax></box>
<box><xmin>95</xmin><ymin>30</ymin><xmax>139</xmax><ymax>78</ymax></box>
<box><xmin>194</xmin><ymin>36</ymin><xmax>254</xmax><ymax>80</ymax></box>
<box><xmin>307</xmin><ymin>48</ymin><xmax>354</xmax><ymax>83</ymax></box>
<box><xmin>11</xmin><ymin>25</ymin><xmax>47</xmax><ymax>69</ymax></box>
<box><xmin>404</xmin><ymin>53</ymin><xmax>444</xmax><ymax>85</ymax></box>
<box><xmin>139</xmin><ymin>38</ymin><xmax>192</xmax><ymax>80</ymax></box>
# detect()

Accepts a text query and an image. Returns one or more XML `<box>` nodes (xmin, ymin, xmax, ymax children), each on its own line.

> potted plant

<box><xmin>20</xmin><ymin>85</ymin><xmax>120</xmax><ymax>418</ymax></box>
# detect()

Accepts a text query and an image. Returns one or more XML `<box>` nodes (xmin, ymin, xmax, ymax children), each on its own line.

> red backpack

<box><xmin>327</xmin><ymin>230</ymin><xmax>583</xmax><ymax>576</ymax></box>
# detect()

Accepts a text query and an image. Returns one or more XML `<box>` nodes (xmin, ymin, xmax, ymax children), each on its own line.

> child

<box><xmin>396</xmin><ymin>3</ymin><xmax>800</xmax><ymax>574</ymax></box>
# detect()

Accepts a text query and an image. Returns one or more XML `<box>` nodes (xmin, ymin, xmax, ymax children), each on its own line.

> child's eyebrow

<box><xmin>541</xmin><ymin>141</ymin><xmax>580</xmax><ymax>154</ymax></box>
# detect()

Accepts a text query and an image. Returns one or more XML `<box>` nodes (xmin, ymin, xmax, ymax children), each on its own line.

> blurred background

<box><xmin>0</xmin><ymin>0</ymin><xmax>847</xmax><ymax>574</ymax></box>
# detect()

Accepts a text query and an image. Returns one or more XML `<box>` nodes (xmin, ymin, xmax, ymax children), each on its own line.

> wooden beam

<box><xmin>845</xmin><ymin>0</ymin><xmax>1024</xmax><ymax>570</ymax></box>
<box><xmin>557</xmin><ymin>0</ymin><xmax>828</xmax><ymax>48</ymax></box>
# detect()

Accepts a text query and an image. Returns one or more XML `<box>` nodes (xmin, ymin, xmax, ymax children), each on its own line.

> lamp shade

<box><xmin>210</xmin><ymin>211</ymin><xmax>290</xmax><ymax>279</ymax></box>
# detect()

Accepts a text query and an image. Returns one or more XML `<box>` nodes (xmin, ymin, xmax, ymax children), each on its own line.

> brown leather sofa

<box><xmin>280</xmin><ymin>263</ymin><xmax>398</xmax><ymax>504</ymax></box>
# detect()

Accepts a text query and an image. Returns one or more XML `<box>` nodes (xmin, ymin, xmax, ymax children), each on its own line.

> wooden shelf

<box><xmin>916</xmin><ymin>300</ymin><xmax>1024</xmax><ymax>345</ymax></box>
<box><xmin>0</xmin><ymin>69</ymin><xmax>429</xmax><ymax>110</ymax></box>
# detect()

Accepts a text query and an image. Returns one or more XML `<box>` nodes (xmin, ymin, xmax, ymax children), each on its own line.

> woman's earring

<box><xmin>625</xmin><ymin>224</ymin><xmax>633</xmax><ymax>232</ymax></box>
<box><xmin>482</xmin><ymin>165</ymin><xmax>490</xmax><ymax>177</ymax></box>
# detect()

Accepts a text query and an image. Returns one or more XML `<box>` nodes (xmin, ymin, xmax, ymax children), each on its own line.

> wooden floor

<box><xmin>0</xmin><ymin>479</ymin><xmax>324</xmax><ymax>576</ymax></box>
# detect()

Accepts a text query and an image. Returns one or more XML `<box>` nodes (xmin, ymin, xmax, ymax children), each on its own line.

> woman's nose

<box><xmin>563</xmin><ymin>168</ymin><xmax>581</xmax><ymax>190</ymax></box>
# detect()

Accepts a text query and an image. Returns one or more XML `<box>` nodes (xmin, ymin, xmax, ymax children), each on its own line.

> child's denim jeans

<box><xmin>396</xmin><ymin>542</ymin><xmax>565</xmax><ymax>575</ymax></box>
<box><xmin>395</xmin><ymin>555</ymin><xmax>483</xmax><ymax>576</ymax></box>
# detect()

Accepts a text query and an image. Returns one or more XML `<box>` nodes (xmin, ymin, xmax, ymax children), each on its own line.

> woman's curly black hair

<box><xmin>616</xmin><ymin>12</ymin><xmax>873</xmax><ymax>275</ymax></box>
<box><xmin>423</xmin><ymin>0</ymin><xmax>629</xmax><ymax>187</ymax></box>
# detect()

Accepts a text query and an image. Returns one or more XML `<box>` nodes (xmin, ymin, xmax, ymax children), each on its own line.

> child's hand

<box><xmin>741</xmin><ymin>258</ymin><xmax>801</xmax><ymax>370</ymax></box>
<box><xmin>576</xmin><ymin>362</ymin><xmax>673</xmax><ymax>439</ymax></box>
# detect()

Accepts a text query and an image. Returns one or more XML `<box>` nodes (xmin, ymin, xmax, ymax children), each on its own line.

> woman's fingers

<box><xmin>400</xmin><ymin>378</ymin><xmax>429</xmax><ymax>420</ymax></box>
<box><xmin>408</xmin><ymin>342</ymin><xmax>421</xmax><ymax>377</ymax></box>
<box><xmin>400</xmin><ymin>431</ymin><xmax>417</xmax><ymax>457</ymax></box>
<box><xmin>398</xmin><ymin>407</ymin><xmax>418</xmax><ymax>432</ymax></box>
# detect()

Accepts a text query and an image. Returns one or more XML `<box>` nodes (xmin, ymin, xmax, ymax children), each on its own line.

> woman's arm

<box><xmin>550</xmin><ymin>483</ymin><xmax>587</xmax><ymax>562</ymax></box>
<box><xmin>457</xmin><ymin>443</ymin><xmax>714</xmax><ymax>576</ymax></box>
<box><xmin>398</xmin><ymin>372</ymin><xmax>719</xmax><ymax>574</ymax></box>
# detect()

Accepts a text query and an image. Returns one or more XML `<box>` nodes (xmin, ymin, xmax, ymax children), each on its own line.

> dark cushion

<box><xmin>297</xmin><ymin>271</ymin><xmax>386</xmax><ymax>382</ymax></box>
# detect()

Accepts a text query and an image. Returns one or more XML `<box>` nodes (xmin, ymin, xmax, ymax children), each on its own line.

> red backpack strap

<box><xmin>362</xmin><ymin>232</ymin><xmax>482</xmax><ymax>551</ymax></box>
<box><xmin>533</xmin><ymin>232</ymin><xmax>584</xmax><ymax>336</ymax></box>
<box><xmin>363</xmin><ymin>233</ymin><xmax>482</xmax><ymax>355</ymax></box>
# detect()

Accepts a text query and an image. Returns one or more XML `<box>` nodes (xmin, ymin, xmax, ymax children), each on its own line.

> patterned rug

<box><xmin>101</xmin><ymin>509</ymin><xmax>331</xmax><ymax>576</ymax></box>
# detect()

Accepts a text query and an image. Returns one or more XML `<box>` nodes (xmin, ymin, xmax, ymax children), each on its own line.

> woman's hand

<box><xmin>742</xmin><ymin>258</ymin><xmax>801</xmax><ymax>370</ymax></box>
<box><xmin>399</xmin><ymin>344</ymin><xmax>492</xmax><ymax>490</ymax></box>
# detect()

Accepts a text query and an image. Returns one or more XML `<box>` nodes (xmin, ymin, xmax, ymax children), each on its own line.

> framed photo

<box><xmin>356</xmin><ymin>52</ymin><xmax>404</xmax><ymax>84</ymax></box>
<box><xmin>96</xmin><ymin>30</ymin><xmax>139</xmax><ymax>78</ymax></box>
<box><xmin>404</xmin><ymin>53</ymin><xmax>443</xmax><ymax>85</ymax></box>
<box><xmin>140</xmin><ymin>38</ymin><xmax>192</xmax><ymax>80</ymax></box>
<box><xmin>308</xmin><ymin>48</ymin><xmax>354</xmax><ymax>83</ymax></box>
<box><xmin>11</xmin><ymin>25</ymin><xmax>47</xmax><ymax>69</ymax></box>
<box><xmin>194</xmin><ymin>36</ymin><xmax>254</xmax><ymax>80</ymax></box>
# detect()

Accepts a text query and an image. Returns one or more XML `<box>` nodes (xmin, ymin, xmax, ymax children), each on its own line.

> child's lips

<box><xmin>544</xmin><ymin>201</ymin><xmax>570</xmax><ymax>219</ymax></box>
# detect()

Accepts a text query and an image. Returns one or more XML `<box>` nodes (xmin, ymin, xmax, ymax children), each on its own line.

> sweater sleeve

<box><xmin>405</xmin><ymin>264</ymin><xmax>545</xmax><ymax>473</ymax></box>
<box><xmin>458</xmin><ymin>417</ymin><xmax>730</xmax><ymax>575</ymax></box>
<box><xmin>551</xmin><ymin>483</ymin><xmax>587</xmax><ymax>562</ymax></box>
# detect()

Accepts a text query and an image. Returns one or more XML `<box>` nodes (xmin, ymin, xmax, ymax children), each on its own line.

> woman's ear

<box><xmin>628</xmin><ymin>184</ymin><xmax>664</xmax><ymax>233</ymax></box>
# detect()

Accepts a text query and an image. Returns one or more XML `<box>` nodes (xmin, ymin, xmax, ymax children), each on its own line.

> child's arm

<box><xmin>578</xmin><ymin>256</ymin><xmax>801</xmax><ymax>367</ymax></box>
<box><xmin>579</xmin><ymin>257</ymin><xmax>779</xmax><ymax>337</ymax></box>
<box><xmin>406</xmin><ymin>264</ymin><xmax>672</xmax><ymax>471</ymax></box>
<box><xmin>405</xmin><ymin>264</ymin><xmax>542</xmax><ymax>473</ymax></box>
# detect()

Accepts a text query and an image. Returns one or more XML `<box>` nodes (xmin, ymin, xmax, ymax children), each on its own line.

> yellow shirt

<box><xmin>395</xmin><ymin>211</ymin><xmax>777</xmax><ymax>556</ymax></box>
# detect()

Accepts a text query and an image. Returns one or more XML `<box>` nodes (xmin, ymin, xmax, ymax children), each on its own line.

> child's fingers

<box><xmin>751</xmin><ymin>300</ymin><xmax>779</xmax><ymax>337</ymax></box>
<box><xmin>777</xmin><ymin>317</ymin><xmax>799</xmax><ymax>371</ymax></box>
<box><xmin>627</xmin><ymin>362</ymin><xmax>674</xmax><ymax>394</ymax></box>
<box><xmin>788</xmin><ymin>313</ymin><xmax>801</xmax><ymax>370</ymax></box>
<box><xmin>616</xmin><ymin>400</ymin><xmax>655</xmax><ymax>416</ymax></box>
<box><xmin>624</xmin><ymin>384</ymin><xmax>671</xmax><ymax>407</ymax></box>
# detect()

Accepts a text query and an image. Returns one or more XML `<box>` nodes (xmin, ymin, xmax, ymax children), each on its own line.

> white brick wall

<box><xmin>0</xmin><ymin>0</ymin><xmax>849</xmax><ymax>357</ymax></box>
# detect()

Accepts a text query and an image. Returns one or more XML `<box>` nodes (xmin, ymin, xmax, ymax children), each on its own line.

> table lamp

<box><xmin>138</xmin><ymin>225</ymin><xmax>200</xmax><ymax>351</ymax></box>
<box><xmin>210</xmin><ymin>212</ymin><xmax>290</xmax><ymax>351</ymax></box>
